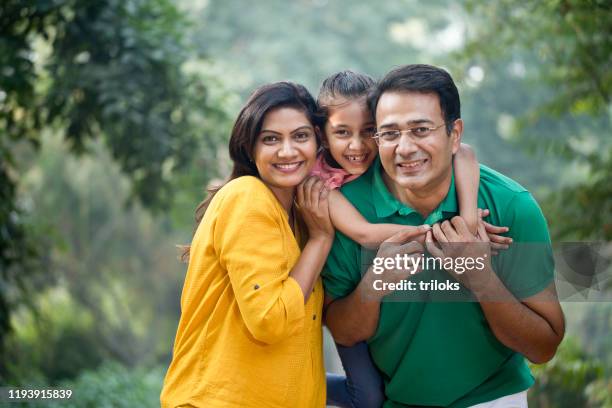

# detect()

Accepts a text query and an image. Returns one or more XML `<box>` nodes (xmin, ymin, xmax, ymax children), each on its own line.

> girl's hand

<box><xmin>479</xmin><ymin>209</ymin><xmax>513</xmax><ymax>254</ymax></box>
<box><xmin>296</xmin><ymin>176</ymin><xmax>334</xmax><ymax>241</ymax></box>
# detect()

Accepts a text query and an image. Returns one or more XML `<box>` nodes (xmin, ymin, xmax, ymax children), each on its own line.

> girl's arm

<box><xmin>328</xmin><ymin>189</ymin><xmax>429</xmax><ymax>248</ymax></box>
<box><xmin>454</xmin><ymin>143</ymin><xmax>480</xmax><ymax>235</ymax></box>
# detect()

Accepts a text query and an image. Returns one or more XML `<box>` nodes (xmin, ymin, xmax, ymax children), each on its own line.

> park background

<box><xmin>1</xmin><ymin>0</ymin><xmax>610</xmax><ymax>406</ymax></box>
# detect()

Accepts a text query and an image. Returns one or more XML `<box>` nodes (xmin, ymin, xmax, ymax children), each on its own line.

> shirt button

<box><xmin>254</xmin><ymin>284</ymin><xmax>260</xmax><ymax>290</ymax></box>
<box><xmin>312</xmin><ymin>314</ymin><xmax>316</xmax><ymax>320</ymax></box>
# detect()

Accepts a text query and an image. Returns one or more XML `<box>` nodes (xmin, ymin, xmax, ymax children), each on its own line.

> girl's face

<box><xmin>324</xmin><ymin>99</ymin><xmax>378</xmax><ymax>175</ymax></box>
<box><xmin>253</xmin><ymin>107</ymin><xmax>318</xmax><ymax>194</ymax></box>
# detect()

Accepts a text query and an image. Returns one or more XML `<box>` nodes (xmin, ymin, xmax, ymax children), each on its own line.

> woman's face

<box><xmin>253</xmin><ymin>107</ymin><xmax>318</xmax><ymax>193</ymax></box>
<box><xmin>324</xmin><ymin>99</ymin><xmax>378</xmax><ymax>175</ymax></box>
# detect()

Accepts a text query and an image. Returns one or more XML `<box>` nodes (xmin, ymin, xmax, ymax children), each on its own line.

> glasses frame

<box><xmin>372</xmin><ymin>123</ymin><xmax>447</xmax><ymax>146</ymax></box>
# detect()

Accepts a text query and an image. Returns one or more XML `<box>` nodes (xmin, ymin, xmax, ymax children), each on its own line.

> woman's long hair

<box><xmin>182</xmin><ymin>82</ymin><xmax>322</xmax><ymax>261</ymax></box>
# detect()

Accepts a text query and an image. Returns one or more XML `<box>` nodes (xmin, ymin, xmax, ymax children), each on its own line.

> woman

<box><xmin>161</xmin><ymin>82</ymin><xmax>334</xmax><ymax>407</ymax></box>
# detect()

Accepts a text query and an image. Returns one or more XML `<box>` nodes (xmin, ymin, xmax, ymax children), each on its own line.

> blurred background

<box><xmin>1</xmin><ymin>0</ymin><xmax>610</xmax><ymax>406</ymax></box>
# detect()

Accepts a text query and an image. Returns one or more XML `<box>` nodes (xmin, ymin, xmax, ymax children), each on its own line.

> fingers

<box><xmin>476</xmin><ymin>220</ymin><xmax>490</xmax><ymax>243</ymax></box>
<box><xmin>441</xmin><ymin>220</ymin><xmax>461</xmax><ymax>241</ymax></box>
<box><xmin>296</xmin><ymin>178</ymin><xmax>306</xmax><ymax>207</ymax></box>
<box><xmin>488</xmin><ymin>233</ymin><xmax>512</xmax><ymax>245</ymax></box>
<box><xmin>450</xmin><ymin>216</ymin><xmax>471</xmax><ymax>238</ymax></box>
<box><xmin>483</xmin><ymin>220</ymin><xmax>509</xmax><ymax>234</ymax></box>
<box><xmin>432</xmin><ymin>223</ymin><xmax>448</xmax><ymax>243</ymax></box>
<box><xmin>480</xmin><ymin>208</ymin><xmax>490</xmax><ymax>218</ymax></box>
<box><xmin>425</xmin><ymin>230</ymin><xmax>444</xmax><ymax>258</ymax></box>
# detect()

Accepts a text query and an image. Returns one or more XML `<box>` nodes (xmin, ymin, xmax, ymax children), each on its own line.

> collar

<box><xmin>370</xmin><ymin>157</ymin><xmax>458</xmax><ymax>222</ymax></box>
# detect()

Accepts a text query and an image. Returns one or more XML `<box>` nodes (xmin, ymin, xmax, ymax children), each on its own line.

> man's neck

<box><xmin>383</xmin><ymin>168</ymin><xmax>453</xmax><ymax>219</ymax></box>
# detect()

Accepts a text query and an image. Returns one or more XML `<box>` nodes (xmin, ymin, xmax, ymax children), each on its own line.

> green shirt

<box><xmin>323</xmin><ymin>157</ymin><xmax>554</xmax><ymax>408</ymax></box>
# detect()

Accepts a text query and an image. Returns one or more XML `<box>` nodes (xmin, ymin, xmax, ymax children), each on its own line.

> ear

<box><xmin>450</xmin><ymin>119</ymin><xmax>463</xmax><ymax>154</ymax></box>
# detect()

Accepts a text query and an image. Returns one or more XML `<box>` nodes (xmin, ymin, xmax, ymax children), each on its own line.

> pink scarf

<box><xmin>310</xmin><ymin>154</ymin><xmax>359</xmax><ymax>190</ymax></box>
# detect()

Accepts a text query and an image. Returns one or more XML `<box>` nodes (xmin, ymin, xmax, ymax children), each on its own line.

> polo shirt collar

<box><xmin>370</xmin><ymin>157</ymin><xmax>458</xmax><ymax>221</ymax></box>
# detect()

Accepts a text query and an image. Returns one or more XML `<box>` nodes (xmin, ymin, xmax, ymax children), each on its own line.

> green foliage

<box><xmin>17</xmin><ymin>362</ymin><xmax>164</xmax><ymax>408</ymax></box>
<box><xmin>455</xmin><ymin>0</ymin><xmax>612</xmax><ymax>240</ymax></box>
<box><xmin>529</xmin><ymin>337</ymin><xmax>609</xmax><ymax>408</ymax></box>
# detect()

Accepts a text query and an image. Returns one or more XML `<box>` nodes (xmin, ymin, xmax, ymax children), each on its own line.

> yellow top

<box><xmin>161</xmin><ymin>176</ymin><xmax>325</xmax><ymax>408</ymax></box>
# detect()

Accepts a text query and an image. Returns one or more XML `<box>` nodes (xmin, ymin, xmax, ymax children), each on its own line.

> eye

<box><xmin>333</xmin><ymin>129</ymin><xmax>350</xmax><ymax>137</ymax></box>
<box><xmin>294</xmin><ymin>131</ymin><xmax>312</xmax><ymax>142</ymax></box>
<box><xmin>261</xmin><ymin>135</ymin><xmax>279</xmax><ymax>144</ymax></box>
<box><xmin>412</xmin><ymin>127</ymin><xmax>431</xmax><ymax>137</ymax></box>
<box><xmin>381</xmin><ymin>130</ymin><xmax>400</xmax><ymax>140</ymax></box>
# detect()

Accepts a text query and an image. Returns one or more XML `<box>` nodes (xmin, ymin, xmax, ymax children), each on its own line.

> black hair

<box><xmin>317</xmin><ymin>70</ymin><xmax>375</xmax><ymax>118</ymax></box>
<box><xmin>182</xmin><ymin>81</ymin><xmax>321</xmax><ymax>261</ymax></box>
<box><xmin>368</xmin><ymin>64</ymin><xmax>460</xmax><ymax>135</ymax></box>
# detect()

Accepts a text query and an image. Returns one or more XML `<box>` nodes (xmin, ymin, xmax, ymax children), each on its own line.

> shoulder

<box><xmin>210</xmin><ymin>176</ymin><xmax>280</xmax><ymax>218</ymax></box>
<box><xmin>479</xmin><ymin>165</ymin><xmax>550</xmax><ymax>241</ymax></box>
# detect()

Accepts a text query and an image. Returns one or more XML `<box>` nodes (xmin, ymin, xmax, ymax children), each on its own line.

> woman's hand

<box><xmin>296</xmin><ymin>176</ymin><xmax>334</xmax><ymax>241</ymax></box>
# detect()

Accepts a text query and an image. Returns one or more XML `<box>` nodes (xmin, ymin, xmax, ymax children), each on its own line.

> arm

<box><xmin>324</xmin><ymin>282</ymin><xmax>382</xmax><ymax>346</ymax></box>
<box><xmin>291</xmin><ymin>177</ymin><xmax>334</xmax><ymax>301</ymax></box>
<box><xmin>216</xmin><ymin>178</ymin><xmax>332</xmax><ymax>345</ymax></box>
<box><xmin>328</xmin><ymin>189</ymin><xmax>429</xmax><ymax>248</ymax></box>
<box><xmin>427</xmin><ymin>214</ymin><xmax>564</xmax><ymax>363</ymax></box>
<box><xmin>474</xmin><ymin>278</ymin><xmax>564</xmax><ymax>364</ymax></box>
<box><xmin>324</xmin><ymin>231</ymin><xmax>425</xmax><ymax>346</ymax></box>
<box><xmin>454</xmin><ymin>143</ymin><xmax>479</xmax><ymax>235</ymax></box>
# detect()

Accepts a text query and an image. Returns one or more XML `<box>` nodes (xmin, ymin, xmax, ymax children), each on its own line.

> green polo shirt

<box><xmin>323</xmin><ymin>157</ymin><xmax>554</xmax><ymax>408</ymax></box>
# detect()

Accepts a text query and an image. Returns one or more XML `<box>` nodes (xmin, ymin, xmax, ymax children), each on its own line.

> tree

<box><xmin>0</xmin><ymin>0</ymin><xmax>230</xmax><ymax>370</ymax></box>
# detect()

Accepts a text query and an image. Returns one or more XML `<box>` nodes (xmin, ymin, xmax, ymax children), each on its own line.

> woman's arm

<box><xmin>291</xmin><ymin>176</ymin><xmax>335</xmax><ymax>301</ymax></box>
<box><xmin>214</xmin><ymin>177</ymin><xmax>332</xmax><ymax>344</ymax></box>
<box><xmin>328</xmin><ymin>189</ymin><xmax>429</xmax><ymax>248</ymax></box>
<box><xmin>454</xmin><ymin>143</ymin><xmax>480</xmax><ymax>235</ymax></box>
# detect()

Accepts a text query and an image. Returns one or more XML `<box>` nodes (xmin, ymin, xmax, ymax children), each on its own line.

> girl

<box><xmin>315</xmin><ymin>71</ymin><xmax>510</xmax><ymax>408</ymax></box>
<box><xmin>161</xmin><ymin>82</ymin><xmax>334</xmax><ymax>408</ymax></box>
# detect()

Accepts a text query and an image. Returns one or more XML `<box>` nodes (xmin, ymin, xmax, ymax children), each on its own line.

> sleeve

<box><xmin>322</xmin><ymin>231</ymin><xmax>363</xmax><ymax>300</ymax></box>
<box><xmin>213</xmin><ymin>182</ymin><xmax>305</xmax><ymax>345</ymax></box>
<box><xmin>495</xmin><ymin>191</ymin><xmax>555</xmax><ymax>299</ymax></box>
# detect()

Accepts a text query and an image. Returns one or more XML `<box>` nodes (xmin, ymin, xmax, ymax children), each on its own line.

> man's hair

<box><xmin>368</xmin><ymin>64</ymin><xmax>461</xmax><ymax>135</ymax></box>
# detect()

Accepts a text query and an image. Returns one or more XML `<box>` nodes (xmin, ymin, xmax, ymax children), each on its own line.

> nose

<box><xmin>396</xmin><ymin>133</ymin><xmax>419</xmax><ymax>157</ymax></box>
<box><xmin>348</xmin><ymin>135</ymin><xmax>364</xmax><ymax>150</ymax></box>
<box><xmin>278</xmin><ymin>138</ymin><xmax>298</xmax><ymax>158</ymax></box>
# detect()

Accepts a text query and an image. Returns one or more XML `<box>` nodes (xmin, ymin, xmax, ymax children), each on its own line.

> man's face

<box><xmin>375</xmin><ymin>91</ymin><xmax>461</xmax><ymax>193</ymax></box>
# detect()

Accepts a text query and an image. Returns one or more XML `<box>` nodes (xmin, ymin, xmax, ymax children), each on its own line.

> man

<box><xmin>323</xmin><ymin>64</ymin><xmax>565</xmax><ymax>407</ymax></box>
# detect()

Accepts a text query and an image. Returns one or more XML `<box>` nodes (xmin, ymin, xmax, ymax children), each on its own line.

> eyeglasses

<box><xmin>372</xmin><ymin>123</ymin><xmax>446</xmax><ymax>146</ymax></box>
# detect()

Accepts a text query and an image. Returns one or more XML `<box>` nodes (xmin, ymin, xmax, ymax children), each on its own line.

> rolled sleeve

<box><xmin>214</xmin><ymin>180</ymin><xmax>306</xmax><ymax>344</ymax></box>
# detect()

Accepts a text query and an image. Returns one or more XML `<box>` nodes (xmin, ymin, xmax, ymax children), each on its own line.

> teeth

<box><xmin>400</xmin><ymin>160</ymin><xmax>426</xmax><ymax>168</ymax></box>
<box><xmin>275</xmin><ymin>162</ymin><xmax>301</xmax><ymax>169</ymax></box>
<box><xmin>346</xmin><ymin>154</ymin><xmax>366</xmax><ymax>162</ymax></box>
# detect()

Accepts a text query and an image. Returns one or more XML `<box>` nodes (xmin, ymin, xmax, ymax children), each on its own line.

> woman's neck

<box><xmin>268</xmin><ymin>185</ymin><xmax>296</xmax><ymax>215</ymax></box>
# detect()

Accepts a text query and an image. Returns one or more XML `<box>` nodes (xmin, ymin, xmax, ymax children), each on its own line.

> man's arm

<box><xmin>472</xmin><ymin>274</ymin><xmax>564</xmax><ymax>364</ymax></box>
<box><xmin>324</xmin><ymin>231</ymin><xmax>425</xmax><ymax>346</ymax></box>
<box><xmin>324</xmin><ymin>278</ymin><xmax>381</xmax><ymax>346</ymax></box>
<box><xmin>428</xmin><ymin>216</ymin><xmax>565</xmax><ymax>364</ymax></box>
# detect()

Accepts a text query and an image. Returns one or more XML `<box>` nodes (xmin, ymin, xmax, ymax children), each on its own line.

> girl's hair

<box><xmin>182</xmin><ymin>81</ymin><xmax>321</xmax><ymax>261</ymax></box>
<box><xmin>316</xmin><ymin>70</ymin><xmax>375</xmax><ymax>167</ymax></box>
<box><xmin>317</xmin><ymin>70</ymin><xmax>375</xmax><ymax>115</ymax></box>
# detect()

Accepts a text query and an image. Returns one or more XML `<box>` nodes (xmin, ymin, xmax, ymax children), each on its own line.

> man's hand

<box><xmin>361</xmin><ymin>229</ymin><xmax>425</xmax><ymax>300</ymax></box>
<box><xmin>425</xmin><ymin>216</ymin><xmax>494</xmax><ymax>294</ymax></box>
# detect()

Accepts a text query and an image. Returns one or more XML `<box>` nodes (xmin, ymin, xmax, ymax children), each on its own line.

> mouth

<box><xmin>344</xmin><ymin>153</ymin><xmax>369</xmax><ymax>164</ymax></box>
<box><xmin>397</xmin><ymin>158</ymin><xmax>428</xmax><ymax>172</ymax></box>
<box><xmin>272</xmin><ymin>161</ymin><xmax>304</xmax><ymax>173</ymax></box>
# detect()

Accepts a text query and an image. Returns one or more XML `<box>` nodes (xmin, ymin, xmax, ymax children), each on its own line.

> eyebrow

<box><xmin>378</xmin><ymin>119</ymin><xmax>434</xmax><ymax>129</ymax></box>
<box><xmin>330</xmin><ymin>121</ymin><xmax>376</xmax><ymax>129</ymax></box>
<box><xmin>260</xmin><ymin>125</ymin><xmax>313</xmax><ymax>135</ymax></box>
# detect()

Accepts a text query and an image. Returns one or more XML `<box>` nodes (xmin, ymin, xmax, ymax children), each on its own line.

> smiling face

<box><xmin>253</xmin><ymin>107</ymin><xmax>318</xmax><ymax>196</ymax></box>
<box><xmin>323</xmin><ymin>99</ymin><xmax>378</xmax><ymax>175</ymax></box>
<box><xmin>375</xmin><ymin>91</ymin><xmax>461</xmax><ymax>193</ymax></box>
